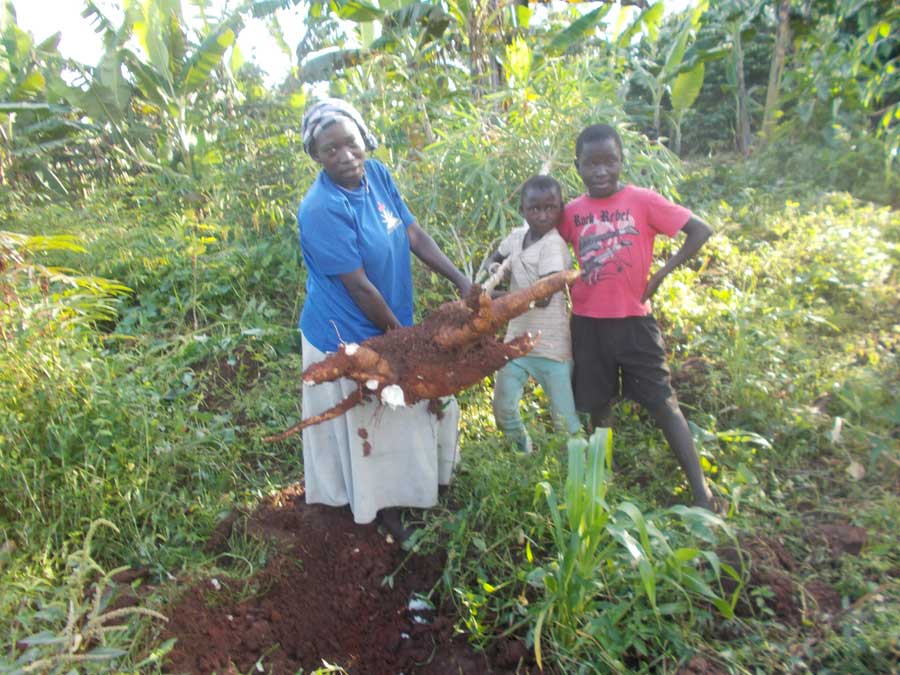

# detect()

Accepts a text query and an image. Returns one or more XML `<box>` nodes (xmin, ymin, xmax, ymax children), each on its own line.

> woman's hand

<box><xmin>456</xmin><ymin>278</ymin><xmax>473</xmax><ymax>297</ymax></box>
<box><xmin>339</xmin><ymin>267</ymin><xmax>402</xmax><ymax>333</ymax></box>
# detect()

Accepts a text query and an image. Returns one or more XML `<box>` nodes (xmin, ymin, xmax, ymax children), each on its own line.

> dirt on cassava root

<box><xmin>264</xmin><ymin>269</ymin><xmax>578</xmax><ymax>442</ymax></box>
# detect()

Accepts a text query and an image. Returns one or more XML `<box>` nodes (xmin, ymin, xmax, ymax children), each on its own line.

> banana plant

<box><xmin>629</xmin><ymin>0</ymin><xmax>708</xmax><ymax>141</ymax></box>
<box><xmin>668</xmin><ymin>60</ymin><xmax>704</xmax><ymax>154</ymax></box>
<box><xmin>0</xmin><ymin>1</ymin><xmax>90</xmax><ymax>190</ymax></box>
<box><xmin>72</xmin><ymin>0</ymin><xmax>259</xmax><ymax>177</ymax></box>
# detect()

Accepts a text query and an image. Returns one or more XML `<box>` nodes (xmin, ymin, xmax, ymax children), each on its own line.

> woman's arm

<box><xmin>641</xmin><ymin>216</ymin><xmax>712</xmax><ymax>302</ymax></box>
<box><xmin>407</xmin><ymin>222</ymin><xmax>472</xmax><ymax>296</ymax></box>
<box><xmin>339</xmin><ymin>267</ymin><xmax>403</xmax><ymax>332</ymax></box>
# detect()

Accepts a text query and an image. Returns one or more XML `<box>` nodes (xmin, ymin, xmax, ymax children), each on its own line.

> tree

<box><xmin>761</xmin><ymin>0</ymin><xmax>790</xmax><ymax>143</ymax></box>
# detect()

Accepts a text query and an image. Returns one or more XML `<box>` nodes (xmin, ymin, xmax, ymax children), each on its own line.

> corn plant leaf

<box><xmin>0</xmin><ymin>101</ymin><xmax>70</xmax><ymax>113</ymax></box>
<box><xmin>673</xmin><ymin>547</ymin><xmax>701</xmax><ymax>562</ymax></box>
<box><xmin>638</xmin><ymin>558</ymin><xmax>657</xmax><ymax>608</ymax></box>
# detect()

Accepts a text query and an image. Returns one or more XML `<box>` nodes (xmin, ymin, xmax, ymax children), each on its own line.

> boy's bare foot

<box><xmin>694</xmin><ymin>489</ymin><xmax>726</xmax><ymax>514</ymax></box>
<box><xmin>377</xmin><ymin>508</ymin><xmax>417</xmax><ymax>544</ymax></box>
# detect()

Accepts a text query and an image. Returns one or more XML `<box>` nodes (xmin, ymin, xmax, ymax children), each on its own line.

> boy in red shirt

<box><xmin>559</xmin><ymin>124</ymin><xmax>714</xmax><ymax>510</ymax></box>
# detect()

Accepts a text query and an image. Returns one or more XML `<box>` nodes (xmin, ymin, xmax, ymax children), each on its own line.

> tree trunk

<box><xmin>734</xmin><ymin>27</ymin><xmax>751</xmax><ymax>157</ymax></box>
<box><xmin>762</xmin><ymin>0</ymin><xmax>791</xmax><ymax>144</ymax></box>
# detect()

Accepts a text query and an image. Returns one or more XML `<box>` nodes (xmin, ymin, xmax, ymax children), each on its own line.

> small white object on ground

<box><xmin>408</xmin><ymin>598</ymin><xmax>433</xmax><ymax>612</ymax></box>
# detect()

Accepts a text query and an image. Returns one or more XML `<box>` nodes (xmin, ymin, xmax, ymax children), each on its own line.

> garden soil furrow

<box><xmin>162</xmin><ymin>485</ymin><xmax>532</xmax><ymax>674</ymax></box>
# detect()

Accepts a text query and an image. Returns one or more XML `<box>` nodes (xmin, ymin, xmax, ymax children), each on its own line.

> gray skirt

<box><xmin>301</xmin><ymin>333</ymin><xmax>460</xmax><ymax>524</ymax></box>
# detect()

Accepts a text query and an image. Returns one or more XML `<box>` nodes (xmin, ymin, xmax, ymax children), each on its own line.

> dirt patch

<box><xmin>670</xmin><ymin>356</ymin><xmax>720</xmax><ymax>407</ymax></box>
<box><xmin>198</xmin><ymin>345</ymin><xmax>261</xmax><ymax>414</ymax></box>
<box><xmin>677</xmin><ymin>655</ymin><xmax>728</xmax><ymax>675</ymax></box>
<box><xmin>163</xmin><ymin>485</ymin><xmax>536</xmax><ymax>674</ymax></box>
<box><xmin>810</xmin><ymin>522</ymin><xmax>867</xmax><ymax>558</ymax></box>
<box><xmin>719</xmin><ymin>535</ymin><xmax>843</xmax><ymax>627</ymax></box>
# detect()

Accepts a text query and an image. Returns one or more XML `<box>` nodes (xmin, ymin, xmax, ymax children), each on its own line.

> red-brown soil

<box><xmin>161</xmin><ymin>485</ymin><xmax>536</xmax><ymax>674</ymax></box>
<box><xmin>719</xmin><ymin>532</ymin><xmax>852</xmax><ymax>626</ymax></box>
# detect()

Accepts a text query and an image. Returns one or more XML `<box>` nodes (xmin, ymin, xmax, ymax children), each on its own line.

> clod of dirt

<box><xmin>670</xmin><ymin>356</ymin><xmax>721</xmax><ymax>408</ymax></box>
<box><xmin>110</xmin><ymin>567</ymin><xmax>151</xmax><ymax>585</ymax></box>
<box><xmin>204</xmin><ymin>511</ymin><xmax>240</xmax><ymax>555</ymax></box>
<box><xmin>491</xmin><ymin>638</ymin><xmax>530</xmax><ymax>669</ymax></box>
<box><xmin>812</xmin><ymin>522</ymin><xmax>867</xmax><ymax>558</ymax></box>
<box><xmin>677</xmin><ymin>655</ymin><xmax>728</xmax><ymax>675</ymax></box>
<box><xmin>198</xmin><ymin>345</ymin><xmax>261</xmax><ymax>414</ymax></box>
<box><xmin>802</xmin><ymin>579</ymin><xmax>842</xmax><ymax>618</ymax></box>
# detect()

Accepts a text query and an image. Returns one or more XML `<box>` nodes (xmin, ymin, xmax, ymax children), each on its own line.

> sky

<box><xmin>11</xmin><ymin>0</ymin><xmax>304</xmax><ymax>85</ymax></box>
<box><xmin>11</xmin><ymin>0</ymin><xmax>694</xmax><ymax>86</ymax></box>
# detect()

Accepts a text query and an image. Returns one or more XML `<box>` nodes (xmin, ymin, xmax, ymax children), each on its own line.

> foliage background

<box><xmin>1</xmin><ymin>0</ymin><xmax>898</xmax><ymax>672</ymax></box>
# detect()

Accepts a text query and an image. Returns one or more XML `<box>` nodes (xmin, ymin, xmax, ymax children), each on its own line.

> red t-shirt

<box><xmin>559</xmin><ymin>185</ymin><xmax>692</xmax><ymax>318</ymax></box>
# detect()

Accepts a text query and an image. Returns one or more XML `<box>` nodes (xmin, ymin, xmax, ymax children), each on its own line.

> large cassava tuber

<box><xmin>264</xmin><ymin>268</ymin><xmax>578</xmax><ymax>442</ymax></box>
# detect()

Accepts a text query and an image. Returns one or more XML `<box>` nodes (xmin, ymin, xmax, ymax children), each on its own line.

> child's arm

<box><xmin>641</xmin><ymin>216</ymin><xmax>712</xmax><ymax>303</ymax></box>
<box><xmin>484</xmin><ymin>249</ymin><xmax>509</xmax><ymax>298</ymax></box>
<box><xmin>533</xmin><ymin>237</ymin><xmax>571</xmax><ymax>308</ymax></box>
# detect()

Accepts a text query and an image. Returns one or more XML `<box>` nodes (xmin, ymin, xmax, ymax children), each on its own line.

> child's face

<box><xmin>522</xmin><ymin>187</ymin><xmax>562</xmax><ymax>238</ymax></box>
<box><xmin>576</xmin><ymin>137</ymin><xmax>622</xmax><ymax>198</ymax></box>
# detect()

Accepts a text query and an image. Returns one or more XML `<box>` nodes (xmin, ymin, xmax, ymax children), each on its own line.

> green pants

<box><xmin>492</xmin><ymin>356</ymin><xmax>582</xmax><ymax>453</ymax></box>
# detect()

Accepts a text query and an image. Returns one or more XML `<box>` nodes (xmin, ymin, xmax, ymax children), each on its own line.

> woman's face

<box><xmin>312</xmin><ymin>117</ymin><xmax>366</xmax><ymax>189</ymax></box>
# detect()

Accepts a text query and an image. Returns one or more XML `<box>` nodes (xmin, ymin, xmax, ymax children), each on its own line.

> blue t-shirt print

<box><xmin>298</xmin><ymin>159</ymin><xmax>416</xmax><ymax>353</ymax></box>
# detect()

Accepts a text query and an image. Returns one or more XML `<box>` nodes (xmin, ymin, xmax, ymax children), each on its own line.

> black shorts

<box><xmin>571</xmin><ymin>315</ymin><xmax>675</xmax><ymax>413</ymax></box>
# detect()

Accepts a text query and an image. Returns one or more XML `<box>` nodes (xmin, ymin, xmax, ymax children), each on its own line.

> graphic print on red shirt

<box><xmin>572</xmin><ymin>207</ymin><xmax>640</xmax><ymax>285</ymax></box>
<box><xmin>559</xmin><ymin>185</ymin><xmax>691</xmax><ymax>319</ymax></box>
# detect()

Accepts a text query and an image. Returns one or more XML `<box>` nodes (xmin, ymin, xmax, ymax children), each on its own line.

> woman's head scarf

<box><xmin>301</xmin><ymin>98</ymin><xmax>378</xmax><ymax>157</ymax></box>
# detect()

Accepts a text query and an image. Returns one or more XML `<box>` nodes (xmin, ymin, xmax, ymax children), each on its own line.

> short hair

<box><xmin>575</xmin><ymin>124</ymin><xmax>623</xmax><ymax>158</ymax></box>
<box><xmin>520</xmin><ymin>174</ymin><xmax>562</xmax><ymax>206</ymax></box>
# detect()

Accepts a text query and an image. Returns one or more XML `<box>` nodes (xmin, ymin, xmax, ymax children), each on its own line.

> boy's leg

<box><xmin>571</xmin><ymin>315</ymin><xmax>619</xmax><ymax>432</ymax></box>
<box><xmin>589</xmin><ymin>403</ymin><xmax>613</xmax><ymax>431</ymax></box>
<box><xmin>492</xmin><ymin>360</ymin><xmax>532</xmax><ymax>453</ymax></box>
<box><xmin>531</xmin><ymin>358</ymin><xmax>582</xmax><ymax>435</ymax></box>
<box><xmin>620</xmin><ymin>316</ymin><xmax>713</xmax><ymax>510</ymax></box>
<box><xmin>648</xmin><ymin>396</ymin><xmax>713</xmax><ymax>509</ymax></box>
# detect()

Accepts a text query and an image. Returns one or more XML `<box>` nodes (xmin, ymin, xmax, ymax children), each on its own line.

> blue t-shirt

<box><xmin>298</xmin><ymin>159</ymin><xmax>416</xmax><ymax>353</ymax></box>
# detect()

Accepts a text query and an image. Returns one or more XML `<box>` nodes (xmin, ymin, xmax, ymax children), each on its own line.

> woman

<box><xmin>297</xmin><ymin>98</ymin><xmax>471</xmax><ymax>541</ymax></box>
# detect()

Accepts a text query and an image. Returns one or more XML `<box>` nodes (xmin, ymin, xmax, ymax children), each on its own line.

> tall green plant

<box><xmin>530</xmin><ymin>431</ymin><xmax>740</xmax><ymax>671</ymax></box>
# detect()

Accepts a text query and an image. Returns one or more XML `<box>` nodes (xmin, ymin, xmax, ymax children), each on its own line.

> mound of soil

<box><xmin>162</xmin><ymin>485</ymin><xmax>534</xmax><ymax>674</ymax></box>
<box><xmin>719</xmin><ymin>535</ymin><xmax>845</xmax><ymax>626</ymax></box>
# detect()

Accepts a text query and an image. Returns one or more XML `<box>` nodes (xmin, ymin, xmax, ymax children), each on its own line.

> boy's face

<box><xmin>522</xmin><ymin>186</ymin><xmax>562</xmax><ymax>238</ymax></box>
<box><xmin>576</xmin><ymin>137</ymin><xmax>622</xmax><ymax>199</ymax></box>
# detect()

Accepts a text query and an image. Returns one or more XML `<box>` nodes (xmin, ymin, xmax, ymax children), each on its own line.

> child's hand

<box><xmin>641</xmin><ymin>269</ymin><xmax>667</xmax><ymax>303</ymax></box>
